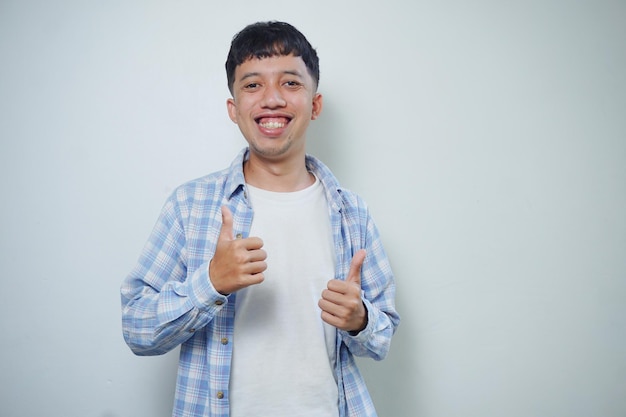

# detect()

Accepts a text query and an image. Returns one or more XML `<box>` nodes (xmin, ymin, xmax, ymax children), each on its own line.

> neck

<box><xmin>244</xmin><ymin>153</ymin><xmax>314</xmax><ymax>192</ymax></box>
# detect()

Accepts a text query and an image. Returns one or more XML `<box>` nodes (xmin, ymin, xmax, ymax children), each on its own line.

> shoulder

<box><xmin>169</xmin><ymin>168</ymin><xmax>229</xmax><ymax>205</ymax></box>
<box><xmin>305</xmin><ymin>154</ymin><xmax>370</xmax><ymax>215</ymax></box>
<box><xmin>337</xmin><ymin>187</ymin><xmax>368</xmax><ymax>210</ymax></box>
<box><xmin>167</xmin><ymin>149</ymin><xmax>247</xmax><ymax>208</ymax></box>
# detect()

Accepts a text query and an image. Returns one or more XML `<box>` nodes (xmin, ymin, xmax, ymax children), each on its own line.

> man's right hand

<box><xmin>208</xmin><ymin>205</ymin><xmax>267</xmax><ymax>295</ymax></box>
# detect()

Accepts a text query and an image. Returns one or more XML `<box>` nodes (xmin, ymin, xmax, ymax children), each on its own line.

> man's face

<box><xmin>227</xmin><ymin>54</ymin><xmax>322</xmax><ymax>163</ymax></box>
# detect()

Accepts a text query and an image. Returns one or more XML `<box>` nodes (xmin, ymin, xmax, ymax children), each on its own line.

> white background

<box><xmin>1</xmin><ymin>1</ymin><xmax>625</xmax><ymax>416</ymax></box>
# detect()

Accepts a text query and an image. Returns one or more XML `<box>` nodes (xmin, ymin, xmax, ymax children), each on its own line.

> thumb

<box><xmin>219</xmin><ymin>205</ymin><xmax>235</xmax><ymax>241</ymax></box>
<box><xmin>346</xmin><ymin>249</ymin><xmax>366</xmax><ymax>286</ymax></box>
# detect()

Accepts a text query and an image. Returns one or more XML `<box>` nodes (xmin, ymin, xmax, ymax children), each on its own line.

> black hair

<box><xmin>225</xmin><ymin>21</ymin><xmax>320</xmax><ymax>94</ymax></box>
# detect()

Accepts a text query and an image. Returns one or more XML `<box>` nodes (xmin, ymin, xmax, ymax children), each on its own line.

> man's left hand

<box><xmin>318</xmin><ymin>249</ymin><xmax>368</xmax><ymax>333</ymax></box>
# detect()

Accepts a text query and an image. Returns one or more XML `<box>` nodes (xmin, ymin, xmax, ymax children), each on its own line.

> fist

<box><xmin>208</xmin><ymin>206</ymin><xmax>267</xmax><ymax>295</ymax></box>
<box><xmin>318</xmin><ymin>249</ymin><xmax>368</xmax><ymax>333</ymax></box>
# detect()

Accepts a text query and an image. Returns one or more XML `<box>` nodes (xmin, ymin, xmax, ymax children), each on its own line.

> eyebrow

<box><xmin>238</xmin><ymin>70</ymin><xmax>304</xmax><ymax>83</ymax></box>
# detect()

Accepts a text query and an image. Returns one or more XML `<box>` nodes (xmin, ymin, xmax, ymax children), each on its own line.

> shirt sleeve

<box><xmin>120</xmin><ymin>195</ymin><xmax>227</xmax><ymax>356</ymax></box>
<box><xmin>340</xmin><ymin>207</ymin><xmax>400</xmax><ymax>361</ymax></box>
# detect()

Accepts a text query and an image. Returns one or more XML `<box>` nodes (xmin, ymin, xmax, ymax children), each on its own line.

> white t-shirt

<box><xmin>229</xmin><ymin>175</ymin><xmax>338</xmax><ymax>417</ymax></box>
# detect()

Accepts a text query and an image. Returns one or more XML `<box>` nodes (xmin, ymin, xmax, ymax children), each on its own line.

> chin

<box><xmin>249</xmin><ymin>140</ymin><xmax>295</xmax><ymax>159</ymax></box>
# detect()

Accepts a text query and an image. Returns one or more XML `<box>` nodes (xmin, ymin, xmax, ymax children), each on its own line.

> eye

<box><xmin>243</xmin><ymin>82</ymin><xmax>260</xmax><ymax>90</ymax></box>
<box><xmin>284</xmin><ymin>80</ymin><xmax>302</xmax><ymax>88</ymax></box>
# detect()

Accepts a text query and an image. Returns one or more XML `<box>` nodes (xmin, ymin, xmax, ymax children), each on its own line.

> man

<box><xmin>121</xmin><ymin>21</ymin><xmax>399</xmax><ymax>417</ymax></box>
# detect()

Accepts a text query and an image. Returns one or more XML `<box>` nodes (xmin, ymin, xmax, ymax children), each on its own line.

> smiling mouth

<box><xmin>256</xmin><ymin>116</ymin><xmax>290</xmax><ymax>130</ymax></box>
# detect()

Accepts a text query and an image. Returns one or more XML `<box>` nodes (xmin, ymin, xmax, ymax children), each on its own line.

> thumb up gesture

<box><xmin>318</xmin><ymin>249</ymin><xmax>368</xmax><ymax>333</ymax></box>
<box><xmin>208</xmin><ymin>206</ymin><xmax>267</xmax><ymax>295</ymax></box>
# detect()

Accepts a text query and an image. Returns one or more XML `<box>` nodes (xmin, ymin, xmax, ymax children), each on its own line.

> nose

<box><xmin>261</xmin><ymin>84</ymin><xmax>286</xmax><ymax>108</ymax></box>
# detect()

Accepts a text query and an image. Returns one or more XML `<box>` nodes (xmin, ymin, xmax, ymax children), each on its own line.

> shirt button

<box><xmin>221</xmin><ymin>337</ymin><xmax>229</xmax><ymax>345</ymax></box>
<box><xmin>217</xmin><ymin>391</ymin><xmax>224</xmax><ymax>399</ymax></box>
<box><xmin>189</xmin><ymin>328</ymin><xmax>196</xmax><ymax>333</ymax></box>
<box><xmin>235</xmin><ymin>233</ymin><xmax>243</xmax><ymax>239</ymax></box>
<box><xmin>215</xmin><ymin>299</ymin><xmax>224</xmax><ymax>306</ymax></box>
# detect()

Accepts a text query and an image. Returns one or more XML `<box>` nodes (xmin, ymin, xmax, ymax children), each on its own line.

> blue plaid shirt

<box><xmin>121</xmin><ymin>148</ymin><xmax>400</xmax><ymax>417</ymax></box>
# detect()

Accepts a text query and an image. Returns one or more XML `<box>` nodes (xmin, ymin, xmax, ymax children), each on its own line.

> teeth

<box><xmin>260</xmin><ymin>121</ymin><xmax>285</xmax><ymax>129</ymax></box>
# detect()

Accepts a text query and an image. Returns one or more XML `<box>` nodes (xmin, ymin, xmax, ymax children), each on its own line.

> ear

<box><xmin>226</xmin><ymin>98</ymin><xmax>238</xmax><ymax>124</ymax></box>
<box><xmin>311</xmin><ymin>93</ymin><xmax>323</xmax><ymax>120</ymax></box>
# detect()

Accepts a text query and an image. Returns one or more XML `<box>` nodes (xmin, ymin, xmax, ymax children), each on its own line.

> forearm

<box><xmin>340</xmin><ymin>210</ymin><xmax>400</xmax><ymax>360</ymax></box>
<box><xmin>121</xmin><ymin>262</ymin><xmax>227</xmax><ymax>355</ymax></box>
<box><xmin>341</xmin><ymin>297</ymin><xmax>398</xmax><ymax>360</ymax></box>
